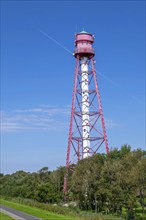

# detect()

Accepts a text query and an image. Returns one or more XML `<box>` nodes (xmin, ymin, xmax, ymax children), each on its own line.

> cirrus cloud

<box><xmin>1</xmin><ymin>105</ymin><xmax>70</xmax><ymax>132</ymax></box>
<box><xmin>1</xmin><ymin>105</ymin><xmax>118</xmax><ymax>132</ymax></box>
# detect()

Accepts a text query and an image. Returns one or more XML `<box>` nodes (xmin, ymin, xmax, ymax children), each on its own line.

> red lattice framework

<box><xmin>63</xmin><ymin>56</ymin><xmax>109</xmax><ymax>194</ymax></box>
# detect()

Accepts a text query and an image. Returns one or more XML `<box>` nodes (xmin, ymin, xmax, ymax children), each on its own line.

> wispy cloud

<box><xmin>1</xmin><ymin>105</ymin><xmax>118</xmax><ymax>132</ymax></box>
<box><xmin>1</xmin><ymin>105</ymin><xmax>70</xmax><ymax>132</ymax></box>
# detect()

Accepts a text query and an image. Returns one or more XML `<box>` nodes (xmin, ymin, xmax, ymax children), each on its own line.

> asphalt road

<box><xmin>0</xmin><ymin>204</ymin><xmax>42</xmax><ymax>220</ymax></box>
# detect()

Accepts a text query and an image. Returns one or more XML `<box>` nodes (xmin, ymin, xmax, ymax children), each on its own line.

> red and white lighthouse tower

<box><xmin>64</xmin><ymin>30</ymin><xmax>109</xmax><ymax>194</ymax></box>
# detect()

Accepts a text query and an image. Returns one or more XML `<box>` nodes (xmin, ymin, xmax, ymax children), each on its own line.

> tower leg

<box><xmin>63</xmin><ymin>58</ymin><xmax>79</xmax><ymax>195</ymax></box>
<box><xmin>91</xmin><ymin>58</ymin><xmax>109</xmax><ymax>153</ymax></box>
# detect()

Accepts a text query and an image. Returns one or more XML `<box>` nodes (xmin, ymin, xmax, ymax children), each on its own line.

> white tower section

<box><xmin>81</xmin><ymin>57</ymin><xmax>90</xmax><ymax>158</ymax></box>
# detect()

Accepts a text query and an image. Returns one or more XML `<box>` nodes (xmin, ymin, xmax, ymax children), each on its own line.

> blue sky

<box><xmin>1</xmin><ymin>0</ymin><xmax>145</xmax><ymax>174</ymax></box>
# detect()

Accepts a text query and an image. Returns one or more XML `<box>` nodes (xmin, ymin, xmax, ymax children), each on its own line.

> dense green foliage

<box><xmin>69</xmin><ymin>146</ymin><xmax>146</xmax><ymax>219</ymax></box>
<box><xmin>0</xmin><ymin>166</ymin><xmax>64</xmax><ymax>203</ymax></box>
<box><xmin>0</xmin><ymin>145</ymin><xmax>146</xmax><ymax>219</ymax></box>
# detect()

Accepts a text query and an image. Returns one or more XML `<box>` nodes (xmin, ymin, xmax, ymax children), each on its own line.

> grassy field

<box><xmin>0</xmin><ymin>198</ymin><xmax>123</xmax><ymax>220</ymax></box>
<box><xmin>0</xmin><ymin>199</ymin><xmax>80</xmax><ymax>220</ymax></box>
<box><xmin>0</xmin><ymin>212</ymin><xmax>15</xmax><ymax>220</ymax></box>
<box><xmin>1</xmin><ymin>199</ymin><xmax>145</xmax><ymax>220</ymax></box>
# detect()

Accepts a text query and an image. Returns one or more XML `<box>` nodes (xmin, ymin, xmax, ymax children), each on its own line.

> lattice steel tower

<box><xmin>64</xmin><ymin>31</ymin><xmax>109</xmax><ymax>194</ymax></box>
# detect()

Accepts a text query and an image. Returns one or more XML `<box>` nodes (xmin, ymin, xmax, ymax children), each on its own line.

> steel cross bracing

<box><xmin>63</xmin><ymin>57</ymin><xmax>108</xmax><ymax>194</ymax></box>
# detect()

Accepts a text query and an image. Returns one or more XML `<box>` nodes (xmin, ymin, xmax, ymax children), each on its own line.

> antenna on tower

<box><xmin>75</xmin><ymin>24</ymin><xmax>78</xmax><ymax>34</ymax></box>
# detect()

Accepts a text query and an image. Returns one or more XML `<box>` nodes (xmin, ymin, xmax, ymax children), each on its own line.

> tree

<box><xmin>130</xmin><ymin>157</ymin><xmax>146</xmax><ymax>220</ymax></box>
<box><xmin>70</xmin><ymin>154</ymin><xmax>105</xmax><ymax>210</ymax></box>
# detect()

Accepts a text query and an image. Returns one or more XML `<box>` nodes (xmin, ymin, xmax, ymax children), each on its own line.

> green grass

<box><xmin>0</xmin><ymin>212</ymin><xmax>14</xmax><ymax>220</ymax></box>
<box><xmin>0</xmin><ymin>199</ymin><xmax>80</xmax><ymax>220</ymax></box>
<box><xmin>0</xmin><ymin>198</ymin><xmax>123</xmax><ymax>220</ymax></box>
<box><xmin>1</xmin><ymin>197</ymin><xmax>145</xmax><ymax>220</ymax></box>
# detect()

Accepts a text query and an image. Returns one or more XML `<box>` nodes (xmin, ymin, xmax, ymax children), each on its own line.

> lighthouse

<box><xmin>64</xmin><ymin>30</ymin><xmax>109</xmax><ymax>194</ymax></box>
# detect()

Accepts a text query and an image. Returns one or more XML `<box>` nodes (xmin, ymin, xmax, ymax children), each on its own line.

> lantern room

<box><xmin>74</xmin><ymin>30</ymin><xmax>95</xmax><ymax>59</ymax></box>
